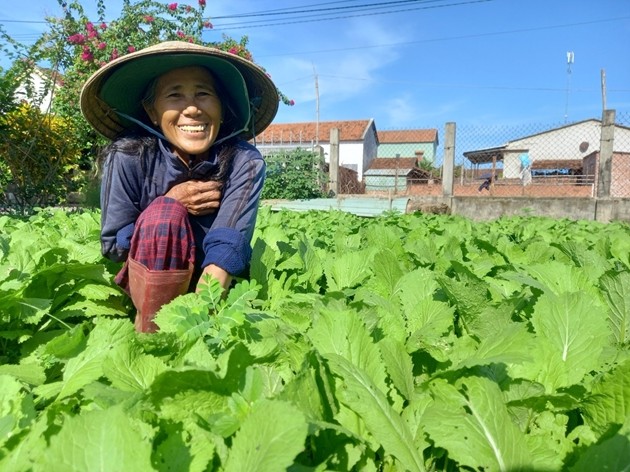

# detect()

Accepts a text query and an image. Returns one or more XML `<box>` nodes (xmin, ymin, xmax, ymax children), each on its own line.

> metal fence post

<box><xmin>597</xmin><ymin>109</ymin><xmax>616</xmax><ymax>198</ymax></box>
<box><xmin>442</xmin><ymin>122</ymin><xmax>456</xmax><ymax>197</ymax></box>
<box><xmin>329</xmin><ymin>128</ymin><xmax>339</xmax><ymax>195</ymax></box>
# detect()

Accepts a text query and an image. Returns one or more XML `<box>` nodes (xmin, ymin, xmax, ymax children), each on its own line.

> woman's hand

<box><xmin>197</xmin><ymin>264</ymin><xmax>232</xmax><ymax>295</ymax></box>
<box><xmin>166</xmin><ymin>180</ymin><xmax>222</xmax><ymax>216</ymax></box>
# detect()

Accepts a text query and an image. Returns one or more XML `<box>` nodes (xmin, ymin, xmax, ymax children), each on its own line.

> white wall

<box><xmin>14</xmin><ymin>70</ymin><xmax>55</xmax><ymax>113</ymax></box>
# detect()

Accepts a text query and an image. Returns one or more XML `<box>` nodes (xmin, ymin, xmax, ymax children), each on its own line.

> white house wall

<box><xmin>502</xmin><ymin>121</ymin><xmax>630</xmax><ymax>178</ymax></box>
<box><xmin>14</xmin><ymin>70</ymin><xmax>55</xmax><ymax>113</ymax></box>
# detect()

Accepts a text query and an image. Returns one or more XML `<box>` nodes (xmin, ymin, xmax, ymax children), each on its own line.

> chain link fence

<box><xmin>256</xmin><ymin>111</ymin><xmax>630</xmax><ymax>200</ymax></box>
<box><xmin>365</xmin><ymin>111</ymin><xmax>630</xmax><ymax>198</ymax></box>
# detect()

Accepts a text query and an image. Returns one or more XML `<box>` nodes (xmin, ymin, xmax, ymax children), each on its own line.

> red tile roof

<box><xmin>377</xmin><ymin>129</ymin><xmax>438</xmax><ymax>144</ymax></box>
<box><xmin>256</xmin><ymin>120</ymin><xmax>373</xmax><ymax>143</ymax></box>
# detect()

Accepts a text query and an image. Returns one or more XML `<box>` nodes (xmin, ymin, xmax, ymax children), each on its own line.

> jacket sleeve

<box><xmin>201</xmin><ymin>148</ymin><xmax>266</xmax><ymax>275</ymax></box>
<box><xmin>100</xmin><ymin>150</ymin><xmax>143</xmax><ymax>262</ymax></box>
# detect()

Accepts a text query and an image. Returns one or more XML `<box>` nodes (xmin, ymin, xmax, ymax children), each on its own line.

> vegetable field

<box><xmin>1</xmin><ymin>207</ymin><xmax>630</xmax><ymax>471</ymax></box>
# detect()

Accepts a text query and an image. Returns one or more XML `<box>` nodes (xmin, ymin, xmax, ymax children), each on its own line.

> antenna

<box><xmin>564</xmin><ymin>51</ymin><xmax>574</xmax><ymax>123</ymax></box>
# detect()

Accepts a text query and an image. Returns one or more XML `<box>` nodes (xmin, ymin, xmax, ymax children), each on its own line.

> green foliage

<box><xmin>2</xmin><ymin>208</ymin><xmax>630</xmax><ymax>470</ymax></box>
<box><xmin>0</xmin><ymin>103</ymin><xmax>85</xmax><ymax>213</ymax></box>
<box><xmin>261</xmin><ymin>148</ymin><xmax>328</xmax><ymax>200</ymax></box>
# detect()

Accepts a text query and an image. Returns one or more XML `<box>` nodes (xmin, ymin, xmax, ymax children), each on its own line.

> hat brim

<box><xmin>80</xmin><ymin>41</ymin><xmax>279</xmax><ymax>141</ymax></box>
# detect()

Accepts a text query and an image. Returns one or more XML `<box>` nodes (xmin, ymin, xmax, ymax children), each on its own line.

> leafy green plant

<box><xmin>1</xmin><ymin>208</ymin><xmax>630</xmax><ymax>470</ymax></box>
<box><xmin>261</xmin><ymin>148</ymin><xmax>328</xmax><ymax>200</ymax></box>
<box><xmin>0</xmin><ymin>103</ymin><xmax>85</xmax><ymax>213</ymax></box>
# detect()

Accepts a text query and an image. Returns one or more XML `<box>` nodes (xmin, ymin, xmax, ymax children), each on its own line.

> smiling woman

<box><xmin>80</xmin><ymin>41</ymin><xmax>279</xmax><ymax>332</ymax></box>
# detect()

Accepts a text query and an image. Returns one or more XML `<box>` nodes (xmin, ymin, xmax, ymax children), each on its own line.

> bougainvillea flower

<box><xmin>97</xmin><ymin>42</ymin><xmax>106</xmax><ymax>50</ymax></box>
<box><xmin>203</xmin><ymin>21</ymin><xmax>213</xmax><ymax>29</ymax></box>
<box><xmin>168</xmin><ymin>3</ymin><xmax>178</xmax><ymax>10</ymax></box>
<box><xmin>199</xmin><ymin>0</ymin><xmax>206</xmax><ymax>6</ymax></box>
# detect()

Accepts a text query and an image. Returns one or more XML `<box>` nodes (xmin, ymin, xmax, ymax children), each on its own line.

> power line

<box><xmin>211</xmin><ymin>0</ymin><xmax>452</xmax><ymax>19</ymax></box>
<box><xmin>255</xmin><ymin>15</ymin><xmax>630</xmax><ymax>57</ymax></box>
<box><xmin>209</xmin><ymin>0</ymin><xmax>492</xmax><ymax>30</ymax></box>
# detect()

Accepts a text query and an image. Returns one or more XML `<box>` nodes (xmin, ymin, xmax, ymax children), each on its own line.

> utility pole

<box><xmin>313</xmin><ymin>64</ymin><xmax>320</xmax><ymax>146</ymax></box>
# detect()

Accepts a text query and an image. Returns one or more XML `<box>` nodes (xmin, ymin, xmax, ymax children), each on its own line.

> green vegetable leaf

<box><xmin>35</xmin><ymin>406</ymin><xmax>153</xmax><ymax>472</ymax></box>
<box><xmin>599</xmin><ymin>270</ymin><xmax>630</xmax><ymax>345</ymax></box>
<box><xmin>325</xmin><ymin>353</ymin><xmax>426</xmax><ymax>472</ymax></box>
<box><xmin>424</xmin><ymin>376</ymin><xmax>531</xmax><ymax>472</ymax></box>
<box><xmin>582</xmin><ymin>359</ymin><xmax>630</xmax><ymax>436</ymax></box>
<box><xmin>102</xmin><ymin>343</ymin><xmax>168</xmax><ymax>393</ymax></box>
<box><xmin>223</xmin><ymin>399</ymin><xmax>308</xmax><ymax>472</ymax></box>
<box><xmin>528</xmin><ymin>292</ymin><xmax>610</xmax><ymax>390</ymax></box>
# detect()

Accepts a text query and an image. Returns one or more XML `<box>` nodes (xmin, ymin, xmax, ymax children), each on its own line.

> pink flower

<box><xmin>228</xmin><ymin>47</ymin><xmax>238</xmax><ymax>55</ymax></box>
<box><xmin>67</xmin><ymin>33</ymin><xmax>86</xmax><ymax>45</ymax></box>
<box><xmin>81</xmin><ymin>47</ymin><xmax>93</xmax><ymax>62</ymax></box>
<box><xmin>100</xmin><ymin>22</ymin><xmax>107</xmax><ymax>30</ymax></box>
<box><xmin>185</xmin><ymin>5</ymin><xmax>191</xmax><ymax>12</ymax></box>
<box><xmin>176</xmin><ymin>30</ymin><xmax>185</xmax><ymax>38</ymax></box>
<box><xmin>85</xmin><ymin>22</ymin><xmax>95</xmax><ymax>32</ymax></box>
<box><xmin>128</xmin><ymin>45</ymin><xmax>136</xmax><ymax>53</ymax></box>
<box><xmin>289</xmin><ymin>99</ymin><xmax>295</xmax><ymax>106</ymax></box>
<box><xmin>168</xmin><ymin>3</ymin><xmax>178</xmax><ymax>10</ymax></box>
<box><xmin>199</xmin><ymin>0</ymin><xmax>206</xmax><ymax>6</ymax></box>
<box><xmin>144</xmin><ymin>15</ymin><xmax>154</xmax><ymax>23</ymax></box>
<box><xmin>88</xmin><ymin>29</ymin><xmax>98</xmax><ymax>39</ymax></box>
<box><xmin>203</xmin><ymin>21</ymin><xmax>213</xmax><ymax>29</ymax></box>
<box><xmin>97</xmin><ymin>42</ymin><xmax>106</xmax><ymax>50</ymax></box>
<box><xmin>110</xmin><ymin>48</ymin><xmax>119</xmax><ymax>61</ymax></box>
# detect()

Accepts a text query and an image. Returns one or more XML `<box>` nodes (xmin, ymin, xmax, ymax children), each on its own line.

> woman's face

<box><xmin>144</xmin><ymin>66</ymin><xmax>223</xmax><ymax>162</ymax></box>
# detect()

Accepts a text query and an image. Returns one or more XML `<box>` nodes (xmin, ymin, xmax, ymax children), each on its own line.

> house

<box><xmin>255</xmin><ymin>119</ymin><xmax>379</xmax><ymax>180</ymax></box>
<box><xmin>463</xmin><ymin>119</ymin><xmax>630</xmax><ymax>180</ymax></box>
<box><xmin>364</xmin><ymin>157</ymin><xmax>434</xmax><ymax>193</ymax></box>
<box><xmin>14</xmin><ymin>66</ymin><xmax>63</xmax><ymax>113</ymax></box>
<box><xmin>376</xmin><ymin>129</ymin><xmax>439</xmax><ymax>163</ymax></box>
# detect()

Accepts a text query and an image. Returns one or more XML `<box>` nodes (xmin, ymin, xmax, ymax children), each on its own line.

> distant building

<box><xmin>14</xmin><ymin>66</ymin><xmax>63</xmax><ymax>113</ymax></box>
<box><xmin>364</xmin><ymin>157</ymin><xmax>434</xmax><ymax>193</ymax></box>
<box><xmin>255</xmin><ymin>119</ymin><xmax>378</xmax><ymax>180</ymax></box>
<box><xmin>463</xmin><ymin>119</ymin><xmax>630</xmax><ymax>179</ymax></box>
<box><xmin>376</xmin><ymin>129</ymin><xmax>439</xmax><ymax>163</ymax></box>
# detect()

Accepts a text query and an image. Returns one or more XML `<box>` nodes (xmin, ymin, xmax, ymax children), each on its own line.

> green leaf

<box><xmin>325</xmin><ymin>353</ymin><xmax>426</xmax><ymax>472</ymax></box>
<box><xmin>570</xmin><ymin>420</ymin><xmax>630</xmax><ymax>472</ymax></box>
<box><xmin>223</xmin><ymin>399</ymin><xmax>308</xmax><ymax>472</ymax></box>
<box><xmin>35</xmin><ymin>406</ymin><xmax>153</xmax><ymax>472</ymax></box>
<box><xmin>424</xmin><ymin>376</ymin><xmax>531</xmax><ymax>472</ymax></box>
<box><xmin>582</xmin><ymin>359</ymin><xmax>630</xmax><ymax>436</ymax></box>
<box><xmin>153</xmin><ymin>293</ymin><xmax>213</xmax><ymax>341</ymax></box>
<box><xmin>599</xmin><ymin>270</ymin><xmax>630</xmax><ymax>345</ymax></box>
<box><xmin>57</xmin><ymin>319</ymin><xmax>134</xmax><ymax>400</ymax></box>
<box><xmin>528</xmin><ymin>292</ymin><xmax>610</xmax><ymax>390</ymax></box>
<box><xmin>378</xmin><ymin>337</ymin><xmax>414</xmax><ymax>401</ymax></box>
<box><xmin>308</xmin><ymin>306</ymin><xmax>387</xmax><ymax>393</ymax></box>
<box><xmin>324</xmin><ymin>249</ymin><xmax>373</xmax><ymax>291</ymax></box>
<box><xmin>102</xmin><ymin>343</ymin><xmax>168</xmax><ymax>393</ymax></box>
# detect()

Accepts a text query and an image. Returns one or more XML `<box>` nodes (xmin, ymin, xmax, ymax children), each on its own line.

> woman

<box><xmin>80</xmin><ymin>41</ymin><xmax>279</xmax><ymax>332</ymax></box>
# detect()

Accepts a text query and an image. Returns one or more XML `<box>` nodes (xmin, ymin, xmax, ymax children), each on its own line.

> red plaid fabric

<box><xmin>115</xmin><ymin>196</ymin><xmax>195</xmax><ymax>290</ymax></box>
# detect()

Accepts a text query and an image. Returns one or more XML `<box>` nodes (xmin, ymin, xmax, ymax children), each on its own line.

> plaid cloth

<box><xmin>115</xmin><ymin>196</ymin><xmax>195</xmax><ymax>290</ymax></box>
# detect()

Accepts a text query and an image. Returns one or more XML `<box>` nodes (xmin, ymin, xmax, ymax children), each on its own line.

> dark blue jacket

<box><xmin>100</xmin><ymin>138</ymin><xmax>265</xmax><ymax>276</ymax></box>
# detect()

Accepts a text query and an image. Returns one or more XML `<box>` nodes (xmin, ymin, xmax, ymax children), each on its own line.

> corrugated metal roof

<box><xmin>264</xmin><ymin>197</ymin><xmax>410</xmax><ymax>217</ymax></box>
<box><xmin>364</xmin><ymin>168</ymin><xmax>416</xmax><ymax>176</ymax></box>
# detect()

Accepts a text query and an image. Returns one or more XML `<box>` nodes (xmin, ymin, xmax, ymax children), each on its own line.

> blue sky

<box><xmin>2</xmin><ymin>0</ymin><xmax>629</xmax><ymax>130</ymax></box>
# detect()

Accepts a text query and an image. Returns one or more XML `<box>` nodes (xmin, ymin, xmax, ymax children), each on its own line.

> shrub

<box><xmin>262</xmin><ymin>148</ymin><xmax>328</xmax><ymax>200</ymax></box>
<box><xmin>0</xmin><ymin>103</ymin><xmax>83</xmax><ymax>213</ymax></box>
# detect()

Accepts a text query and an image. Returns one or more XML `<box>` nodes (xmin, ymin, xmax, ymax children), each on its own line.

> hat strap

<box><xmin>113</xmin><ymin>95</ymin><xmax>261</xmax><ymax>147</ymax></box>
<box><xmin>113</xmin><ymin>110</ymin><xmax>167</xmax><ymax>141</ymax></box>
